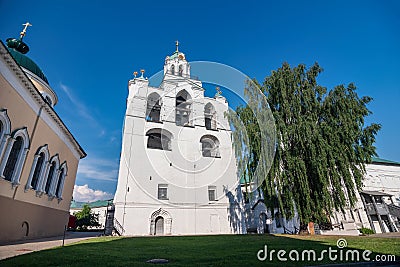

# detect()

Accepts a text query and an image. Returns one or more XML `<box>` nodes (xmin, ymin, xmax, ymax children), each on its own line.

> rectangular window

<box><xmin>208</xmin><ymin>186</ymin><xmax>216</xmax><ymax>201</ymax></box>
<box><xmin>158</xmin><ymin>184</ymin><xmax>168</xmax><ymax>200</ymax></box>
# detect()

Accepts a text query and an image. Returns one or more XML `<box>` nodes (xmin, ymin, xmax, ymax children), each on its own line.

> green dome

<box><xmin>7</xmin><ymin>48</ymin><xmax>49</xmax><ymax>85</ymax></box>
<box><xmin>169</xmin><ymin>51</ymin><xmax>179</xmax><ymax>59</ymax></box>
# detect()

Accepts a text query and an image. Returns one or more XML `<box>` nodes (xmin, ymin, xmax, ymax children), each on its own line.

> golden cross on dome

<box><xmin>175</xmin><ymin>40</ymin><xmax>179</xmax><ymax>52</ymax></box>
<box><xmin>20</xmin><ymin>22</ymin><xmax>32</xmax><ymax>40</ymax></box>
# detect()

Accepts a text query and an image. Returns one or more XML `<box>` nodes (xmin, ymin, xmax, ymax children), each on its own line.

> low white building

<box><xmin>241</xmin><ymin>157</ymin><xmax>400</xmax><ymax>236</ymax></box>
<box><xmin>321</xmin><ymin>158</ymin><xmax>400</xmax><ymax>235</ymax></box>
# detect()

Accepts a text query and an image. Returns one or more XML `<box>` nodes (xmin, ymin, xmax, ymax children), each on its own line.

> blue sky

<box><xmin>1</xmin><ymin>0</ymin><xmax>399</xmax><ymax>201</ymax></box>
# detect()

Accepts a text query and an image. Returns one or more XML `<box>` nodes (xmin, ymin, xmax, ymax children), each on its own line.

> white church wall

<box><xmin>363</xmin><ymin>164</ymin><xmax>400</xmax><ymax>205</ymax></box>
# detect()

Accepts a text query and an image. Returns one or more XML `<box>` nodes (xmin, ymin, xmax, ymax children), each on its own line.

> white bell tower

<box><xmin>113</xmin><ymin>43</ymin><xmax>244</xmax><ymax>236</ymax></box>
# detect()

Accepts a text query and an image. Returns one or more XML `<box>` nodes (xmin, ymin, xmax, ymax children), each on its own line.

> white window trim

<box><xmin>158</xmin><ymin>184</ymin><xmax>168</xmax><ymax>200</ymax></box>
<box><xmin>204</xmin><ymin>103</ymin><xmax>217</xmax><ymax>130</ymax></box>
<box><xmin>208</xmin><ymin>185</ymin><xmax>217</xmax><ymax>201</ymax></box>
<box><xmin>55</xmin><ymin>162</ymin><xmax>68</xmax><ymax>199</ymax></box>
<box><xmin>200</xmin><ymin>135</ymin><xmax>220</xmax><ymax>158</ymax></box>
<box><xmin>175</xmin><ymin>90</ymin><xmax>193</xmax><ymax>127</ymax></box>
<box><xmin>25</xmin><ymin>144</ymin><xmax>49</xmax><ymax>191</ymax></box>
<box><xmin>146</xmin><ymin>128</ymin><xmax>173</xmax><ymax>151</ymax></box>
<box><xmin>146</xmin><ymin>92</ymin><xmax>163</xmax><ymax>122</ymax></box>
<box><xmin>40</xmin><ymin>154</ymin><xmax>60</xmax><ymax>197</ymax></box>
<box><xmin>0</xmin><ymin>109</ymin><xmax>11</xmax><ymax>162</ymax></box>
<box><xmin>0</xmin><ymin>127</ymin><xmax>30</xmax><ymax>187</ymax></box>
<box><xmin>149</xmin><ymin>208</ymin><xmax>172</xmax><ymax>235</ymax></box>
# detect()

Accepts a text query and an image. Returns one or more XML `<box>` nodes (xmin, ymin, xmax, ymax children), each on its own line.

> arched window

<box><xmin>3</xmin><ymin>136</ymin><xmax>23</xmax><ymax>181</ymax></box>
<box><xmin>31</xmin><ymin>152</ymin><xmax>45</xmax><ymax>188</ymax></box>
<box><xmin>146</xmin><ymin>129</ymin><xmax>172</xmax><ymax>151</ymax></box>
<box><xmin>45</xmin><ymin>161</ymin><xmax>56</xmax><ymax>194</ymax></box>
<box><xmin>43</xmin><ymin>155</ymin><xmax>59</xmax><ymax>196</ymax></box>
<box><xmin>176</xmin><ymin>90</ymin><xmax>192</xmax><ymax>126</ymax></box>
<box><xmin>204</xmin><ymin>103</ymin><xmax>216</xmax><ymax>130</ymax></box>
<box><xmin>146</xmin><ymin>92</ymin><xmax>162</xmax><ymax>122</ymax></box>
<box><xmin>26</xmin><ymin>145</ymin><xmax>49</xmax><ymax>191</ymax></box>
<box><xmin>200</xmin><ymin>135</ymin><xmax>220</xmax><ymax>158</ymax></box>
<box><xmin>55</xmin><ymin>162</ymin><xmax>67</xmax><ymax>198</ymax></box>
<box><xmin>171</xmin><ymin>65</ymin><xmax>175</xmax><ymax>75</ymax></box>
<box><xmin>55</xmin><ymin>171</ymin><xmax>64</xmax><ymax>197</ymax></box>
<box><xmin>0</xmin><ymin>127</ymin><xmax>30</xmax><ymax>185</ymax></box>
<box><xmin>0</xmin><ymin>109</ymin><xmax>11</xmax><ymax>164</ymax></box>
<box><xmin>178</xmin><ymin>65</ymin><xmax>183</xmax><ymax>76</ymax></box>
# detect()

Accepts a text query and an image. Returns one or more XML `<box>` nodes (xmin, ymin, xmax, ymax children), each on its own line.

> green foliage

<box><xmin>359</xmin><ymin>227</ymin><xmax>375</xmax><ymax>235</ymax></box>
<box><xmin>225</xmin><ymin>79</ymin><xmax>276</xmax><ymax>194</ymax></box>
<box><xmin>229</xmin><ymin>62</ymin><xmax>380</xmax><ymax>226</ymax></box>
<box><xmin>74</xmin><ymin>204</ymin><xmax>100</xmax><ymax>230</ymax></box>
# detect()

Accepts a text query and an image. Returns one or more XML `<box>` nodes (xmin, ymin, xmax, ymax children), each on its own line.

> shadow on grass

<box><xmin>1</xmin><ymin>235</ymin><xmax>399</xmax><ymax>267</ymax></box>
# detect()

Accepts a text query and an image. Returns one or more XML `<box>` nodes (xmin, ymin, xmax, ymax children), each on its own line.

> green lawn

<box><xmin>1</xmin><ymin>235</ymin><xmax>399</xmax><ymax>266</ymax></box>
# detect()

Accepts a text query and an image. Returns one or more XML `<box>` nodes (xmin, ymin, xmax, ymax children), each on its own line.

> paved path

<box><xmin>370</xmin><ymin>232</ymin><xmax>400</xmax><ymax>238</ymax></box>
<box><xmin>0</xmin><ymin>231</ymin><xmax>100</xmax><ymax>260</ymax></box>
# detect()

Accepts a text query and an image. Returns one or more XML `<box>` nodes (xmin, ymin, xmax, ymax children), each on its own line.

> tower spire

<box><xmin>175</xmin><ymin>40</ymin><xmax>179</xmax><ymax>52</ymax></box>
<box><xmin>20</xmin><ymin>22</ymin><xmax>32</xmax><ymax>40</ymax></box>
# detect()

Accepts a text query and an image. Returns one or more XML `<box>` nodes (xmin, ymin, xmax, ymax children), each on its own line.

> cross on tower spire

<box><xmin>175</xmin><ymin>40</ymin><xmax>179</xmax><ymax>52</ymax></box>
<box><xmin>20</xmin><ymin>22</ymin><xmax>32</xmax><ymax>40</ymax></box>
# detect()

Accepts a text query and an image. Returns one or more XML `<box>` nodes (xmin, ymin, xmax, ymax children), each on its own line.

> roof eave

<box><xmin>0</xmin><ymin>41</ymin><xmax>86</xmax><ymax>159</ymax></box>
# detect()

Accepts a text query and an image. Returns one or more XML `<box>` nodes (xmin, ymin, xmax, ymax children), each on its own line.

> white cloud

<box><xmin>59</xmin><ymin>83</ymin><xmax>100</xmax><ymax>126</ymax></box>
<box><xmin>77</xmin><ymin>157</ymin><xmax>119</xmax><ymax>182</ymax></box>
<box><xmin>73</xmin><ymin>184</ymin><xmax>114</xmax><ymax>202</ymax></box>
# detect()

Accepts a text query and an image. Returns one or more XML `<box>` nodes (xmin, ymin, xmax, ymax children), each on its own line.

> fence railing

<box><xmin>113</xmin><ymin>217</ymin><xmax>124</xmax><ymax>236</ymax></box>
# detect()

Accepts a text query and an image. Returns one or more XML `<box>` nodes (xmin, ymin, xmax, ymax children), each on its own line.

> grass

<box><xmin>1</xmin><ymin>234</ymin><xmax>399</xmax><ymax>266</ymax></box>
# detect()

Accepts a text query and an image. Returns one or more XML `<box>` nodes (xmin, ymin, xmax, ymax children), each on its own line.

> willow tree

<box><xmin>230</xmin><ymin>62</ymin><xmax>380</xmax><ymax>227</ymax></box>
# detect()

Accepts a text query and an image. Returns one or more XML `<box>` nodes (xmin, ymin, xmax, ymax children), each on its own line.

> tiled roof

<box><xmin>70</xmin><ymin>199</ymin><xmax>113</xmax><ymax>209</ymax></box>
<box><xmin>371</xmin><ymin>157</ymin><xmax>400</xmax><ymax>166</ymax></box>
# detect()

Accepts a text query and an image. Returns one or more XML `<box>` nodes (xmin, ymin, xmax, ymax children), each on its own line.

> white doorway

<box><xmin>155</xmin><ymin>216</ymin><xmax>164</xmax><ymax>235</ymax></box>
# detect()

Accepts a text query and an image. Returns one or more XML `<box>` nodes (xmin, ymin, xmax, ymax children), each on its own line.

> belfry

<box><xmin>113</xmin><ymin>43</ymin><xmax>244</xmax><ymax>235</ymax></box>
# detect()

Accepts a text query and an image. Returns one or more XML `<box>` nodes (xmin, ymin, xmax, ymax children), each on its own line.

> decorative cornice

<box><xmin>0</xmin><ymin>41</ymin><xmax>86</xmax><ymax>159</ymax></box>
